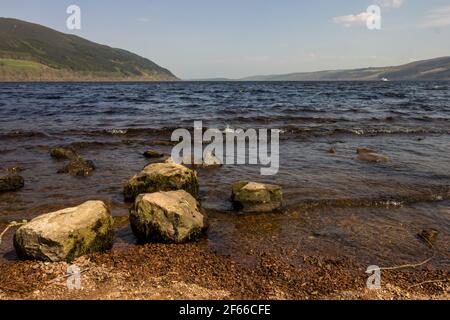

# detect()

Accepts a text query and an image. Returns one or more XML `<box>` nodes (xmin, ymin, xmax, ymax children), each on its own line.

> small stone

<box><xmin>50</xmin><ymin>147</ymin><xmax>77</xmax><ymax>160</ymax></box>
<box><xmin>232</xmin><ymin>181</ymin><xmax>283</xmax><ymax>213</ymax></box>
<box><xmin>357</xmin><ymin>148</ymin><xmax>378</xmax><ymax>155</ymax></box>
<box><xmin>143</xmin><ymin>150</ymin><xmax>164</xmax><ymax>159</ymax></box>
<box><xmin>201</xmin><ymin>153</ymin><xmax>222</xmax><ymax>169</ymax></box>
<box><xmin>129</xmin><ymin>190</ymin><xmax>206</xmax><ymax>243</ymax></box>
<box><xmin>327</xmin><ymin>147</ymin><xmax>337</xmax><ymax>154</ymax></box>
<box><xmin>357</xmin><ymin>152</ymin><xmax>389</xmax><ymax>163</ymax></box>
<box><xmin>0</xmin><ymin>175</ymin><xmax>24</xmax><ymax>192</ymax></box>
<box><xmin>152</xmin><ymin>140</ymin><xmax>176</xmax><ymax>146</ymax></box>
<box><xmin>418</xmin><ymin>229</ymin><xmax>439</xmax><ymax>247</ymax></box>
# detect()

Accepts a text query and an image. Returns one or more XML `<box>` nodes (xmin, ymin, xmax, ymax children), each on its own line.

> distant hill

<box><xmin>0</xmin><ymin>18</ymin><xmax>177</xmax><ymax>81</ymax></box>
<box><xmin>240</xmin><ymin>57</ymin><xmax>450</xmax><ymax>81</ymax></box>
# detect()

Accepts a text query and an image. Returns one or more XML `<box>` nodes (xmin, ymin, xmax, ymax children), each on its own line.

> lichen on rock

<box><xmin>232</xmin><ymin>181</ymin><xmax>283</xmax><ymax>213</ymax></box>
<box><xmin>123</xmin><ymin>162</ymin><xmax>199</xmax><ymax>201</ymax></box>
<box><xmin>13</xmin><ymin>200</ymin><xmax>114</xmax><ymax>262</ymax></box>
<box><xmin>129</xmin><ymin>190</ymin><xmax>206</xmax><ymax>243</ymax></box>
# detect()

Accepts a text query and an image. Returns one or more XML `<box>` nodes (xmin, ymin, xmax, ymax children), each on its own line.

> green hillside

<box><xmin>0</xmin><ymin>18</ymin><xmax>177</xmax><ymax>81</ymax></box>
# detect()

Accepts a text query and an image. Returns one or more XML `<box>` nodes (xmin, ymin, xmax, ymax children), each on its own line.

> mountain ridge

<box><xmin>239</xmin><ymin>56</ymin><xmax>450</xmax><ymax>81</ymax></box>
<box><xmin>0</xmin><ymin>18</ymin><xmax>177</xmax><ymax>81</ymax></box>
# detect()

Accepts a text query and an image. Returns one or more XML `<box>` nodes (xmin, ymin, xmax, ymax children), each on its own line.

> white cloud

<box><xmin>421</xmin><ymin>6</ymin><xmax>450</xmax><ymax>28</ymax></box>
<box><xmin>333</xmin><ymin>0</ymin><xmax>405</xmax><ymax>27</ymax></box>
<box><xmin>333</xmin><ymin>12</ymin><xmax>371</xmax><ymax>27</ymax></box>
<box><xmin>375</xmin><ymin>0</ymin><xmax>406</xmax><ymax>9</ymax></box>
<box><xmin>137</xmin><ymin>17</ymin><xmax>150</xmax><ymax>23</ymax></box>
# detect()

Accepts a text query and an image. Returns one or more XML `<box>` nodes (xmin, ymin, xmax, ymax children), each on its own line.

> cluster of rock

<box><xmin>51</xmin><ymin>147</ymin><xmax>96</xmax><ymax>176</ymax></box>
<box><xmin>9</xmin><ymin>156</ymin><xmax>283</xmax><ymax>262</ymax></box>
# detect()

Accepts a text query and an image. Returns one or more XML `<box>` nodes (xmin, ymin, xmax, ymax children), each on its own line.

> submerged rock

<box><xmin>201</xmin><ymin>153</ymin><xmax>222</xmax><ymax>169</ymax></box>
<box><xmin>152</xmin><ymin>140</ymin><xmax>177</xmax><ymax>146</ymax></box>
<box><xmin>14</xmin><ymin>201</ymin><xmax>114</xmax><ymax>262</ymax></box>
<box><xmin>58</xmin><ymin>157</ymin><xmax>95</xmax><ymax>176</ymax></box>
<box><xmin>232</xmin><ymin>181</ymin><xmax>283</xmax><ymax>213</ymax></box>
<box><xmin>50</xmin><ymin>147</ymin><xmax>77</xmax><ymax>160</ymax></box>
<box><xmin>0</xmin><ymin>175</ymin><xmax>24</xmax><ymax>192</ymax></box>
<box><xmin>130</xmin><ymin>190</ymin><xmax>206</xmax><ymax>243</ymax></box>
<box><xmin>357</xmin><ymin>152</ymin><xmax>389</xmax><ymax>163</ymax></box>
<box><xmin>124</xmin><ymin>162</ymin><xmax>199</xmax><ymax>201</ymax></box>
<box><xmin>143</xmin><ymin>150</ymin><xmax>164</xmax><ymax>159</ymax></box>
<box><xmin>357</xmin><ymin>147</ymin><xmax>389</xmax><ymax>163</ymax></box>
<box><xmin>313</xmin><ymin>226</ymin><xmax>352</xmax><ymax>238</ymax></box>
<box><xmin>357</xmin><ymin>147</ymin><xmax>378</xmax><ymax>155</ymax></box>
<box><xmin>418</xmin><ymin>229</ymin><xmax>439</xmax><ymax>247</ymax></box>
<box><xmin>1</xmin><ymin>166</ymin><xmax>24</xmax><ymax>174</ymax></box>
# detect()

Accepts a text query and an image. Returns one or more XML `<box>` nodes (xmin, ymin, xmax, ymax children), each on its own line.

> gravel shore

<box><xmin>0</xmin><ymin>242</ymin><xmax>448</xmax><ymax>300</ymax></box>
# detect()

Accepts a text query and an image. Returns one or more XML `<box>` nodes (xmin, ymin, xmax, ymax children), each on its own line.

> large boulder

<box><xmin>14</xmin><ymin>201</ymin><xmax>114</xmax><ymax>262</ymax></box>
<box><xmin>124</xmin><ymin>162</ymin><xmax>199</xmax><ymax>201</ymax></box>
<box><xmin>0</xmin><ymin>175</ymin><xmax>24</xmax><ymax>192</ymax></box>
<box><xmin>130</xmin><ymin>190</ymin><xmax>206</xmax><ymax>243</ymax></box>
<box><xmin>232</xmin><ymin>181</ymin><xmax>283</xmax><ymax>213</ymax></box>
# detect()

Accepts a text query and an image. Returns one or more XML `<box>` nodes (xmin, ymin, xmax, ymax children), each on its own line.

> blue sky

<box><xmin>1</xmin><ymin>0</ymin><xmax>450</xmax><ymax>79</ymax></box>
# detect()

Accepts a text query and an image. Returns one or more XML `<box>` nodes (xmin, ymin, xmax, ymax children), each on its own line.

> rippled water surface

<box><xmin>0</xmin><ymin>81</ymin><xmax>449</xmax><ymax>267</ymax></box>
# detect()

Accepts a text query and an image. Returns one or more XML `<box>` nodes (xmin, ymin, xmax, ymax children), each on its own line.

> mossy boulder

<box><xmin>123</xmin><ymin>162</ymin><xmax>199</xmax><ymax>201</ymax></box>
<box><xmin>13</xmin><ymin>201</ymin><xmax>114</xmax><ymax>262</ymax></box>
<box><xmin>232</xmin><ymin>181</ymin><xmax>283</xmax><ymax>213</ymax></box>
<box><xmin>0</xmin><ymin>175</ymin><xmax>24</xmax><ymax>192</ymax></box>
<box><xmin>50</xmin><ymin>147</ymin><xmax>78</xmax><ymax>160</ymax></box>
<box><xmin>58</xmin><ymin>157</ymin><xmax>96</xmax><ymax>176</ymax></box>
<box><xmin>130</xmin><ymin>190</ymin><xmax>206</xmax><ymax>243</ymax></box>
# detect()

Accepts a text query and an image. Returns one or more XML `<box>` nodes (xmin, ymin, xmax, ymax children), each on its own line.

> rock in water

<box><xmin>129</xmin><ymin>190</ymin><xmax>206</xmax><ymax>243</ymax></box>
<box><xmin>357</xmin><ymin>152</ymin><xmax>389</xmax><ymax>163</ymax></box>
<box><xmin>50</xmin><ymin>147</ymin><xmax>77</xmax><ymax>160</ymax></box>
<box><xmin>123</xmin><ymin>162</ymin><xmax>199</xmax><ymax>201</ymax></box>
<box><xmin>58</xmin><ymin>157</ymin><xmax>95</xmax><ymax>176</ymax></box>
<box><xmin>418</xmin><ymin>229</ymin><xmax>439</xmax><ymax>247</ymax></box>
<box><xmin>357</xmin><ymin>147</ymin><xmax>378</xmax><ymax>155</ymax></box>
<box><xmin>232</xmin><ymin>181</ymin><xmax>283</xmax><ymax>213</ymax></box>
<box><xmin>143</xmin><ymin>150</ymin><xmax>164</xmax><ymax>159</ymax></box>
<box><xmin>0</xmin><ymin>175</ymin><xmax>24</xmax><ymax>192</ymax></box>
<box><xmin>14</xmin><ymin>201</ymin><xmax>114</xmax><ymax>262</ymax></box>
<box><xmin>201</xmin><ymin>152</ymin><xmax>222</xmax><ymax>169</ymax></box>
<box><xmin>356</xmin><ymin>147</ymin><xmax>389</xmax><ymax>163</ymax></box>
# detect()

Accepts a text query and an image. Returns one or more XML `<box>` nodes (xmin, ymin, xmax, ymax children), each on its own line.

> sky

<box><xmin>1</xmin><ymin>0</ymin><xmax>450</xmax><ymax>79</ymax></box>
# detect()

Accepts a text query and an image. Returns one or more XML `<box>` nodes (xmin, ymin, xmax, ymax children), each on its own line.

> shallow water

<box><xmin>0</xmin><ymin>81</ymin><xmax>449</xmax><ymax>268</ymax></box>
